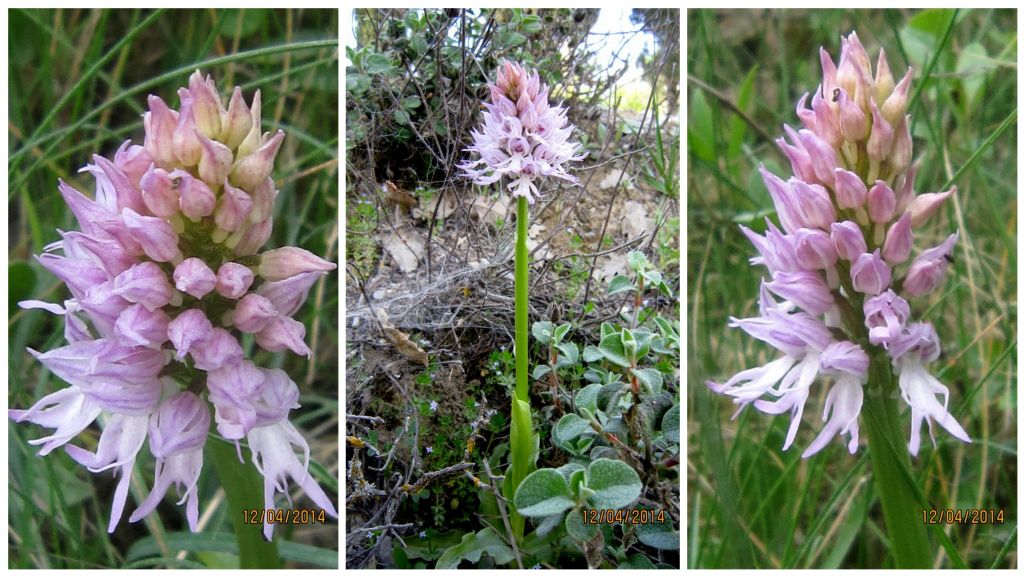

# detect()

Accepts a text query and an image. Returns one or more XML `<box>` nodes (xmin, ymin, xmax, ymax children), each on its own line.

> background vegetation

<box><xmin>687</xmin><ymin>8</ymin><xmax>1017</xmax><ymax>568</ymax></box>
<box><xmin>8</xmin><ymin>8</ymin><xmax>339</xmax><ymax>568</ymax></box>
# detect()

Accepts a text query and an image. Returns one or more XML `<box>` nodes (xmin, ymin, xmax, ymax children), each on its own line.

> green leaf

<box><xmin>532</xmin><ymin>320</ymin><xmax>554</xmax><ymax>345</ymax></box>
<box><xmin>554</xmin><ymin>414</ymin><xmax>591</xmax><ymax>445</ymax></box>
<box><xmin>435</xmin><ymin>527</ymin><xmax>515</xmax><ymax>569</ymax></box>
<box><xmin>582</xmin><ymin>345</ymin><xmax>603</xmax><ymax>363</ymax></box>
<box><xmin>393</xmin><ymin>109</ymin><xmax>411</xmax><ymax>125</ymax></box>
<box><xmin>556</xmin><ymin>342</ymin><xmax>578</xmax><ymax>366</ymax></box>
<box><xmin>362</xmin><ymin>52</ymin><xmax>394</xmax><ymax>75</ymax></box>
<box><xmin>402</xmin><ymin>95</ymin><xmax>422</xmax><ymax>110</ymax></box>
<box><xmin>506</xmin><ymin>32</ymin><xmax>527</xmax><ymax>47</ymax></box>
<box><xmin>598</xmin><ymin>332</ymin><xmax>630</xmax><ymax>368</ymax></box>
<box><xmin>532</xmin><ymin>364</ymin><xmax>552</xmax><ymax>381</ymax></box>
<box><xmin>727</xmin><ymin>65</ymin><xmax>758</xmax><ymax>161</ymax></box>
<box><xmin>513</xmin><ymin>468</ymin><xmax>575</xmax><ymax>518</ymax></box>
<box><xmin>661</xmin><ymin>404</ymin><xmax>680</xmax><ymax>444</ymax></box>
<box><xmin>586</xmin><ymin>459</ymin><xmax>641</xmax><ymax>510</ymax></box>
<box><xmin>556</xmin><ymin>462</ymin><xmax>585</xmax><ymax>482</ymax></box>
<box><xmin>619</xmin><ymin>554</ymin><xmax>658</xmax><ymax>569</ymax></box>
<box><xmin>626</xmin><ymin>250</ymin><xmax>647</xmax><ymax>272</ymax></box>
<box><xmin>575</xmin><ymin>384</ymin><xmax>602</xmax><ymax>415</ymax></box>
<box><xmin>607</xmin><ymin>274</ymin><xmax>635</xmax><ymax>296</ymax></box>
<box><xmin>521</xmin><ymin>15</ymin><xmax>543</xmax><ymax>34</ymax></box>
<box><xmin>688</xmin><ymin>89</ymin><xmax>715</xmax><ymax>164</ymax></box>
<box><xmin>956</xmin><ymin>42</ymin><xmax>990</xmax><ymax>112</ymax></box>
<box><xmin>565</xmin><ymin>509</ymin><xmax>598</xmax><ymax>541</ymax></box>
<box><xmin>553</xmin><ymin>322</ymin><xmax>571</xmax><ymax>342</ymax></box>
<box><xmin>345</xmin><ymin>72</ymin><xmax>370</xmax><ymax>95</ymax></box>
<box><xmin>636</xmin><ymin>515</ymin><xmax>680</xmax><ymax>550</ymax></box>
<box><xmin>630</xmin><ymin>368</ymin><xmax>664</xmax><ymax>395</ymax></box>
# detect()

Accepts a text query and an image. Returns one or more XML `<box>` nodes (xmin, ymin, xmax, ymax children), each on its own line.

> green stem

<box><xmin>503</xmin><ymin>196</ymin><xmax>536</xmax><ymax>543</ymax></box>
<box><xmin>862</xmin><ymin>353</ymin><xmax>932</xmax><ymax>568</ymax></box>
<box><xmin>208</xmin><ymin>438</ymin><xmax>281</xmax><ymax>568</ymax></box>
<box><xmin>515</xmin><ymin>196</ymin><xmax>529</xmax><ymax>401</ymax></box>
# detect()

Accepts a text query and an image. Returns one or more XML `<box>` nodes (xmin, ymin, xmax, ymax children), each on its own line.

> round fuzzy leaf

<box><xmin>532</xmin><ymin>321</ymin><xmax>554</xmax><ymax>345</ymax></box>
<box><xmin>532</xmin><ymin>364</ymin><xmax>552</xmax><ymax>381</ymax></box>
<box><xmin>586</xmin><ymin>459</ymin><xmax>641</xmax><ymax>510</ymax></box>
<box><xmin>619</xmin><ymin>554</ymin><xmax>658</xmax><ymax>569</ymax></box>
<box><xmin>607</xmin><ymin>274</ymin><xmax>635</xmax><ymax>296</ymax></box>
<box><xmin>574</xmin><ymin>384</ymin><xmax>602</xmax><ymax>415</ymax></box>
<box><xmin>662</xmin><ymin>404</ymin><xmax>680</xmax><ymax>444</ymax></box>
<box><xmin>636</xmin><ymin>517</ymin><xmax>680</xmax><ymax>550</ymax></box>
<box><xmin>513</xmin><ymin>469</ymin><xmax>575</xmax><ymax>518</ymax></box>
<box><xmin>630</xmin><ymin>368</ymin><xmax>664</xmax><ymax>395</ymax></box>
<box><xmin>582</xmin><ymin>345</ymin><xmax>603</xmax><ymax>363</ymax></box>
<box><xmin>554</xmin><ymin>414</ymin><xmax>591</xmax><ymax>446</ymax></box>
<box><xmin>598</xmin><ymin>332</ymin><xmax>630</xmax><ymax>368</ymax></box>
<box><xmin>435</xmin><ymin>527</ymin><xmax>515</xmax><ymax>568</ymax></box>
<box><xmin>553</xmin><ymin>322</ymin><xmax>571</xmax><ymax>342</ymax></box>
<box><xmin>626</xmin><ymin>250</ymin><xmax>648</xmax><ymax>272</ymax></box>
<box><xmin>565</xmin><ymin>509</ymin><xmax>598</xmax><ymax>541</ymax></box>
<box><xmin>556</xmin><ymin>342</ymin><xmax>579</xmax><ymax>366</ymax></box>
<box><xmin>555</xmin><ymin>462</ymin><xmax>585</xmax><ymax>482</ymax></box>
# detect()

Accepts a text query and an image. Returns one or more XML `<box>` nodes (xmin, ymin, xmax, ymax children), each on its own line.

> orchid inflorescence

<box><xmin>707</xmin><ymin>32</ymin><xmax>970</xmax><ymax>458</ymax></box>
<box><xmin>458</xmin><ymin>60</ymin><xmax>585</xmax><ymax>204</ymax></box>
<box><xmin>11</xmin><ymin>71</ymin><xmax>338</xmax><ymax>538</ymax></box>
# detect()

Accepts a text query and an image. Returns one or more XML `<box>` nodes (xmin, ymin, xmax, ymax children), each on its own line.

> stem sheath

<box><xmin>208</xmin><ymin>437</ymin><xmax>281</xmax><ymax>568</ymax></box>
<box><xmin>862</xmin><ymin>353</ymin><xmax>932</xmax><ymax>568</ymax></box>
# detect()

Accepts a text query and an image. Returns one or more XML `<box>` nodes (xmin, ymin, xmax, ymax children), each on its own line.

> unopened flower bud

<box><xmin>257</xmin><ymin>271</ymin><xmax>324</xmax><ymax>317</ymax></box>
<box><xmin>235</xmin><ymin>90</ymin><xmax>263</xmax><ymax>159</ymax></box>
<box><xmin>173</xmin><ymin>257</ymin><xmax>217</xmax><ymax>299</ymax></box>
<box><xmin>881</xmin><ymin>68</ymin><xmax>913</xmax><ymax>126</ymax></box>
<box><xmin>175</xmin><ymin>170</ymin><xmax>216</xmax><ymax>220</ymax></box>
<box><xmin>167</xmin><ymin>308</ymin><xmax>213</xmax><ymax>360</ymax></box>
<box><xmin>908</xmin><ymin>187</ymin><xmax>955</xmax><ymax>227</ymax></box>
<box><xmin>776</xmin><ymin>126</ymin><xmax>816</xmax><ymax>184</ymax></box>
<box><xmin>866</xmin><ymin>100</ymin><xmax>893</xmax><ymax>162</ymax></box>
<box><xmin>191</xmin><ymin>327</ymin><xmax>243</xmax><ymax>372</ymax></box>
<box><xmin>904</xmin><ymin>233</ymin><xmax>958</xmax><ymax>297</ymax></box>
<box><xmin>790</xmin><ymin>179</ymin><xmax>836</xmax><ymax>229</ymax></box>
<box><xmin>234</xmin><ymin>293</ymin><xmax>278</xmax><ymax>333</ymax></box>
<box><xmin>255</xmin><ymin>316</ymin><xmax>310</xmax><ymax>357</ymax></box>
<box><xmin>233</xmin><ymin>217</ymin><xmax>274</xmax><ymax>257</ymax></box>
<box><xmin>258</xmin><ymin>246</ymin><xmax>337</xmax><ymax>281</ymax></box>
<box><xmin>122</xmin><ymin>208</ymin><xmax>179</xmax><ymax>262</ymax></box>
<box><xmin>197</xmin><ymin>132</ymin><xmax>234</xmax><ymax>185</ymax></box>
<box><xmin>231</xmin><ymin>130</ymin><xmax>284</xmax><ymax>190</ymax></box>
<box><xmin>215</xmin><ymin>182</ymin><xmax>254</xmax><ymax>232</ymax></box>
<box><xmin>794</xmin><ymin>229</ymin><xmax>838</xmax><ymax>270</ymax></box>
<box><xmin>140</xmin><ymin>165</ymin><xmax>180</xmax><ymax>218</ymax></box>
<box><xmin>114</xmin><ymin>303</ymin><xmax>171</xmax><ymax>350</ymax></box>
<box><xmin>889</xmin><ymin>116</ymin><xmax>912</xmax><ymax>177</ymax></box>
<box><xmin>173</xmin><ymin>90</ymin><xmax>202</xmax><ymax>166</ymax></box>
<box><xmin>114</xmin><ymin>142</ymin><xmax>154</xmax><ymax>184</ymax></box>
<box><xmin>838</xmin><ymin>90</ymin><xmax>868</xmax><ymax>141</ymax></box>
<box><xmin>831</xmin><ymin>221</ymin><xmax>867</xmax><ymax>260</ymax></box>
<box><xmin>216</xmin><ymin>262</ymin><xmax>254</xmax><ymax>299</ymax></box>
<box><xmin>188</xmin><ymin>70</ymin><xmax>222</xmax><ymax>139</ymax></box>
<box><xmin>798</xmin><ymin>129</ymin><xmax>838</xmax><ymax>185</ymax></box>
<box><xmin>833</xmin><ymin>168</ymin><xmax>868</xmax><ymax>209</ymax></box>
<box><xmin>144</xmin><ymin>95</ymin><xmax>179</xmax><ymax>167</ymax></box>
<box><xmin>766</xmin><ymin>270</ymin><xmax>835</xmax><ymax>315</ymax></box>
<box><xmin>851</xmin><ymin>250</ymin><xmax>891</xmax><ymax>295</ymax></box>
<box><xmin>113</xmin><ymin>261</ymin><xmax>174</xmax><ymax>311</ymax></box>
<box><xmin>882</xmin><ymin>212</ymin><xmax>913</xmax><ymax>264</ymax></box>
<box><xmin>867</xmin><ymin>180</ymin><xmax>896</xmax><ymax>224</ymax></box>
<box><xmin>874</xmin><ymin>47</ymin><xmax>896</xmax><ymax>103</ymax></box>
<box><xmin>220</xmin><ymin>87</ymin><xmax>253</xmax><ymax>149</ymax></box>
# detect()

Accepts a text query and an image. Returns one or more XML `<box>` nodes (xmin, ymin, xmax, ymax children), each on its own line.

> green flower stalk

<box><xmin>459</xmin><ymin>61</ymin><xmax>584</xmax><ymax>541</ymax></box>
